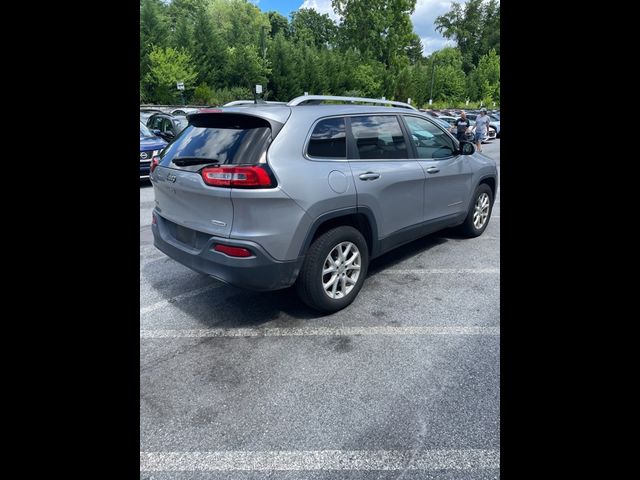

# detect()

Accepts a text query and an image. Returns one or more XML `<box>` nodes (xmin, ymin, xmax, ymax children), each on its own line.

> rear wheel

<box><xmin>296</xmin><ymin>226</ymin><xmax>369</xmax><ymax>313</ymax></box>
<box><xmin>457</xmin><ymin>184</ymin><xmax>493</xmax><ymax>237</ymax></box>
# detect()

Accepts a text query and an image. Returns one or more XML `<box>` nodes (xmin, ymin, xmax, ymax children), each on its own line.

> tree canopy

<box><xmin>139</xmin><ymin>0</ymin><xmax>500</xmax><ymax>107</ymax></box>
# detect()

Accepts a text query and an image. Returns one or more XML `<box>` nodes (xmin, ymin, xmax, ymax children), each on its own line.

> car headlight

<box><xmin>152</xmin><ymin>149</ymin><xmax>163</xmax><ymax>156</ymax></box>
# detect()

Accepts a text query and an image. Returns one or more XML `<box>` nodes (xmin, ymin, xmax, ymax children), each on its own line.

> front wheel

<box><xmin>296</xmin><ymin>226</ymin><xmax>369</xmax><ymax>313</ymax></box>
<box><xmin>457</xmin><ymin>184</ymin><xmax>494</xmax><ymax>237</ymax></box>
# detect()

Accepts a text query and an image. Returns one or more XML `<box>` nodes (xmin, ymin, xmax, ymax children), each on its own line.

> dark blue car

<box><xmin>140</xmin><ymin>122</ymin><xmax>167</xmax><ymax>179</ymax></box>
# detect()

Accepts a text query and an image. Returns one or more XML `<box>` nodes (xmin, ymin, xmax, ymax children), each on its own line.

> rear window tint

<box><xmin>160</xmin><ymin>124</ymin><xmax>271</xmax><ymax>171</ymax></box>
<box><xmin>307</xmin><ymin>117</ymin><xmax>346</xmax><ymax>158</ymax></box>
<box><xmin>350</xmin><ymin>115</ymin><xmax>408</xmax><ymax>160</ymax></box>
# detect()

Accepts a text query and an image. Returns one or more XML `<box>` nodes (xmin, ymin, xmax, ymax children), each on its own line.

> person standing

<box><xmin>474</xmin><ymin>108</ymin><xmax>491</xmax><ymax>153</ymax></box>
<box><xmin>453</xmin><ymin>111</ymin><xmax>471</xmax><ymax>142</ymax></box>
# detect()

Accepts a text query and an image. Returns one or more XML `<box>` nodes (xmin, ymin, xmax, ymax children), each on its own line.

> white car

<box><xmin>437</xmin><ymin>116</ymin><xmax>496</xmax><ymax>143</ymax></box>
<box><xmin>171</xmin><ymin>107</ymin><xmax>201</xmax><ymax>116</ymax></box>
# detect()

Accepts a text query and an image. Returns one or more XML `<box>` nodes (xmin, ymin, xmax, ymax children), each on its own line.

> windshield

<box><xmin>140</xmin><ymin>121</ymin><xmax>154</xmax><ymax>138</ymax></box>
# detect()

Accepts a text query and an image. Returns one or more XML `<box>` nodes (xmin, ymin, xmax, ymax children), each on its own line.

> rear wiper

<box><xmin>172</xmin><ymin>156</ymin><xmax>221</xmax><ymax>166</ymax></box>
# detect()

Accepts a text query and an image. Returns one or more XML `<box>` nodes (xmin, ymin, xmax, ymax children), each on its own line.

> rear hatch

<box><xmin>152</xmin><ymin>109</ymin><xmax>288</xmax><ymax>238</ymax></box>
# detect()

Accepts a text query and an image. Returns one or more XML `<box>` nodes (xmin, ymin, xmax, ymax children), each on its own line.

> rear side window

<box><xmin>350</xmin><ymin>115</ymin><xmax>408</xmax><ymax>160</ymax></box>
<box><xmin>160</xmin><ymin>114</ymin><xmax>272</xmax><ymax>171</ymax></box>
<box><xmin>307</xmin><ymin>117</ymin><xmax>346</xmax><ymax>158</ymax></box>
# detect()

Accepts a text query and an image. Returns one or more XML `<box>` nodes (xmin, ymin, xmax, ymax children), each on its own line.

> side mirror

<box><xmin>460</xmin><ymin>141</ymin><xmax>475</xmax><ymax>155</ymax></box>
<box><xmin>152</xmin><ymin>129</ymin><xmax>162</xmax><ymax>136</ymax></box>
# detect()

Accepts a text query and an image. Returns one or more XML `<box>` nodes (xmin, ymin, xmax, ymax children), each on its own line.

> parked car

<box><xmin>150</xmin><ymin>95</ymin><xmax>497</xmax><ymax>312</ymax></box>
<box><xmin>464</xmin><ymin>113</ymin><xmax>500</xmax><ymax>138</ymax></box>
<box><xmin>146</xmin><ymin>113</ymin><xmax>189</xmax><ymax>142</ymax></box>
<box><xmin>140</xmin><ymin>108</ymin><xmax>165</xmax><ymax>124</ymax></box>
<box><xmin>468</xmin><ymin>121</ymin><xmax>497</xmax><ymax>142</ymax></box>
<box><xmin>488</xmin><ymin>114</ymin><xmax>501</xmax><ymax>137</ymax></box>
<box><xmin>436</xmin><ymin>116</ymin><xmax>496</xmax><ymax>143</ymax></box>
<box><xmin>140</xmin><ymin>122</ymin><xmax>167</xmax><ymax>179</ymax></box>
<box><xmin>171</xmin><ymin>107</ymin><xmax>201</xmax><ymax>116</ymax></box>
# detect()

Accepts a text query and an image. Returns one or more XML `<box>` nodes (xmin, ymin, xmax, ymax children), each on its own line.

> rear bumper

<box><xmin>152</xmin><ymin>212</ymin><xmax>302</xmax><ymax>291</ymax></box>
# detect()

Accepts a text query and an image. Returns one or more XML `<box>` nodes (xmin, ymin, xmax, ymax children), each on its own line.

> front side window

<box><xmin>161</xmin><ymin>117</ymin><xmax>173</xmax><ymax>133</ymax></box>
<box><xmin>150</xmin><ymin>116</ymin><xmax>162</xmax><ymax>130</ymax></box>
<box><xmin>349</xmin><ymin>115</ymin><xmax>408</xmax><ymax>160</ymax></box>
<box><xmin>307</xmin><ymin>117</ymin><xmax>346</xmax><ymax>158</ymax></box>
<box><xmin>403</xmin><ymin>116</ymin><xmax>456</xmax><ymax>159</ymax></box>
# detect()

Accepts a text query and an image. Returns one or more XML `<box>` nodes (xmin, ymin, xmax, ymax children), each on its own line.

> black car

<box><xmin>146</xmin><ymin>113</ymin><xmax>189</xmax><ymax>142</ymax></box>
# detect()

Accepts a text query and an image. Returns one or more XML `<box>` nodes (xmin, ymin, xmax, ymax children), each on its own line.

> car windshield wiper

<box><xmin>172</xmin><ymin>157</ymin><xmax>221</xmax><ymax>166</ymax></box>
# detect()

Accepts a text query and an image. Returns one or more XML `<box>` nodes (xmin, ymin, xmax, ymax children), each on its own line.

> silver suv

<box><xmin>150</xmin><ymin>95</ymin><xmax>498</xmax><ymax>312</ymax></box>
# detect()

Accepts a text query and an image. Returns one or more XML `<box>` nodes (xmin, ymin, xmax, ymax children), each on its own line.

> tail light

<box><xmin>150</xmin><ymin>156</ymin><xmax>161</xmax><ymax>173</ymax></box>
<box><xmin>201</xmin><ymin>165</ymin><xmax>275</xmax><ymax>188</ymax></box>
<box><xmin>213</xmin><ymin>244</ymin><xmax>253</xmax><ymax>257</ymax></box>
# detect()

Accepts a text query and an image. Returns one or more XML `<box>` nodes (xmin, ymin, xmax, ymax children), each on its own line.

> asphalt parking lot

<box><xmin>140</xmin><ymin>139</ymin><xmax>500</xmax><ymax>479</ymax></box>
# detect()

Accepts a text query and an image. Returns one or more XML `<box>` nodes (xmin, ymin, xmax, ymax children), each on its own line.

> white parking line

<box><xmin>140</xmin><ymin>284</ymin><xmax>222</xmax><ymax>315</ymax></box>
<box><xmin>140</xmin><ymin>449</ymin><xmax>500</xmax><ymax>471</ymax></box>
<box><xmin>140</xmin><ymin>325</ymin><xmax>499</xmax><ymax>338</ymax></box>
<box><xmin>380</xmin><ymin>268</ymin><xmax>499</xmax><ymax>274</ymax></box>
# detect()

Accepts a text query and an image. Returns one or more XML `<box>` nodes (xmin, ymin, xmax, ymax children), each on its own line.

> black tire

<box><xmin>457</xmin><ymin>184</ymin><xmax>494</xmax><ymax>237</ymax></box>
<box><xmin>296</xmin><ymin>226</ymin><xmax>369</xmax><ymax>313</ymax></box>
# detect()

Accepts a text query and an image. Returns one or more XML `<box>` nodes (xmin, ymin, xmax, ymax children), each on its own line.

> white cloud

<box><xmin>299</xmin><ymin>0</ymin><xmax>340</xmax><ymax>21</ymax></box>
<box><xmin>300</xmin><ymin>0</ymin><xmax>340</xmax><ymax>23</ymax></box>
<box><xmin>420</xmin><ymin>36</ymin><xmax>456</xmax><ymax>56</ymax></box>
<box><xmin>298</xmin><ymin>0</ymin><xmax>467</xmax><ymax>56</ymax></box>
<box><xmin>412</xmin><ymin>0</ymin><xmax>464</xmax><ymax>55</ymax></box>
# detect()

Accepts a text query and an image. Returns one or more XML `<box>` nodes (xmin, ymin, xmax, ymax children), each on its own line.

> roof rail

<box><xmin>287</xmin><ymin>95</ymin><xmax>418</xmax><ymax>111</ymax></box>
<box><xmin>223</xmin><ymin>100</ymin><xmax>288</xmax><ymax>107</ymax></box>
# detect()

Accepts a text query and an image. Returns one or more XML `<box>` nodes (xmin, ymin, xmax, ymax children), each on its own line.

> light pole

<box><xmin>429</xmin><ymin>60</ymin><xmax>436</xmax><ymax>105</ymax></box>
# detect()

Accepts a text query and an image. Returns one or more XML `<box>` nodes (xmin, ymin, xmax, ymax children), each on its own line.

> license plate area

<box><xmin>175</xmin><ymin>224</ymin><xmax>197</xmax><ymax>247</ymax></box>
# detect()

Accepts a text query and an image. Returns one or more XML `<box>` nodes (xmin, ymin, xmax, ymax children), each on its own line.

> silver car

<box><xmin>151</xmin><ymin>95</ymin><xmax>498</xmax><ymax>312</ymax></box>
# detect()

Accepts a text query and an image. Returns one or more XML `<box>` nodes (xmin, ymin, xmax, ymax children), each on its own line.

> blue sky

<box><xmin>252</xmin><ymin>0</ymin><xmax>464</xmax><ymax>56</ymax></box>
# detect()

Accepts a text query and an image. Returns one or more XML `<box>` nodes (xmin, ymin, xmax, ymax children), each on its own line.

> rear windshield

<box><xmin>160</xmin><ymin>120</ymin><xmax>272</xmax><ymax>171</ymax></box>
<box><xmin>140</xmin><ymin>122</ymin><xmax>154</xmax><ymax>138</ymax></box>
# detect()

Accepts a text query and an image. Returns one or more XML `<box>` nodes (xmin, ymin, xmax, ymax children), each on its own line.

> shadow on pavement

<box><xmin>142</xmin><ymin>230</ymin><xmax>462</xmax><ymax>327</ymax></box>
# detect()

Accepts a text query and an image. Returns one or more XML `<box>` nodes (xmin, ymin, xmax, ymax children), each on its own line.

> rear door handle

<box><xmin>426</xmin><ymin>167</ymin><xmax>440</xmax><ymax>174</ymax></box>
<box><xmin>359</xmin><ymin>172</ymin><xmax>380</xmax><ymax>181</ymax></box>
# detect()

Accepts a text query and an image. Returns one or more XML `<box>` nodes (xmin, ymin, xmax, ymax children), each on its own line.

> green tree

<box><xmin>145</xmin><ymin>46</ymin><xmax>198</xmax><ymax>104</ymax></box>
<box><xmin>173</xmin><ymin>16</ymin><xmax>193</xmax><ymax>51</ymax></box>
<box><xmin>167</xmin><ymin>0</ymin><xmax>207</xmax><ymax>27</ymax></box>
<box><xmin>267</xmin><ymin>32</ymin><xmax>302</xmax><ymax>100</ymax></box>
<box><xmin>193</xmin><ymin>83</ymin><xmax>213</xmax><ymax>104</ymax></box>
<box><xmin>290</xmin><ymin>8</ymin><xmax>337</xmax><ymax>48</ymax></box>
<box><xmin>352</xmin><ymin>62</ymin><xmax>385</xmax><ymax>98</ymax></box>
<box><xmin>435</xmin><ymin>0</ymin><xmax>500</xmax><ymax>73</ymax></box>
<box><xmin>267</xmin><ymin>11</ymin><xmax>290</xmax><ymax>39</ymax></box>
<box><xmin>192</xmin><ymin>8</ymin><xmax>228</xmax><ymax>88</ymax></box>
<box><xmin>405</xmin><ymin>33</ymin><xmax>423</xmax><ymax>65</ymax></box>
<box><xmin>467</xmin><ymin>48</ymin><xmax>499</xmax><ymax>102</ymax></box>
<box><xmin>332</xmin><ymin>0</ymin><xmax>417</xmax><ymax>68</ymax></box>
<box><xmin>410</xmin><ymin>63</ymin><xmax>430</xmax><ymax>106</ymax></box>
<box><xmin>208</xmin><ymin>0</ymin><xmax>271</xmax><ymax>49</ymax></box>
<box><xmin>425</xmin><ymin>48</ymin><xmax>466</xmax><ymax>103</ymax></box>
<box><xmin>227</xmin><ymin>45</ymin><xmax>270</xmax><ymax>90</ymax></box>
<box><xmin>393</xmin><ymin>65</ymin><xmax>413</xmax><ymax>102</ymax></box>
<box><xmin>140</xmin><ymin>0</ymin><xmax>170</xmax><ymax>81</ymax></box>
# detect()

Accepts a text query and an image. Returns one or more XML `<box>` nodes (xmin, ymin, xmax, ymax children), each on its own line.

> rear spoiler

<box><xmin>186</xmin><ymin>107</ymin><xmax>291</xmax><ymax>136</ymax></box>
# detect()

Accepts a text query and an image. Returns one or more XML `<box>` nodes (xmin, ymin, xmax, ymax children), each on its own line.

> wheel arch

<box><xmin>299</xmin><ymin>207</ymin><xmax>380</xmax><ymax>259</ymax></box>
